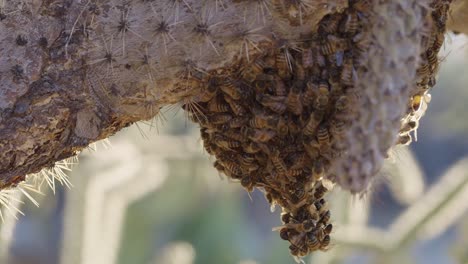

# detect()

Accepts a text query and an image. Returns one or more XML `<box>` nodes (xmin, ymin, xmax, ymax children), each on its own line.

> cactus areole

<box><xmin>0</xmin><ymin>0</ymin><xmax>454</xmax><ymax>260</ymax></box>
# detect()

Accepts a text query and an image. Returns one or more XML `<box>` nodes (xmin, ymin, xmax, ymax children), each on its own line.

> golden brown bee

<box><xmin>303</xmin><ymin>81</ymin><xmax>318</xmax><ymax>104</ymax></box>
<box><xmin>312</xmin><ymin>159</ymin><xmax>325</xmax><ymax>180</ymax></box>
<box><xmin>319</xmin><ymin>14</ymin><xmax>341</xmax><ymax>34</ymax></box>
<box><xmin>241</xmin><ymin>60</ymin><xmax>264</xmax><ymax>82</ymax></box>
<box><xmin>243</xmin><ymin>141</ymin><xmax>261</xmax><ymax>154</ymax></box>
<box><xmin>319</xmin><ymin>210</ymin><xmax>331</xmax><ymax>225</ymax></box>
<box><xmin>319</xmin><ymin>235</ymin><xmax>331</xmax><ymax>250</ymax></box>
<box><xmin>317</xmin><ymin>125</ymin><xmax>330</xmax><ymax>146</ymax></box>
<box><xmin>195</xmin><ymin>82</ymin><xmax>217</xmax><ymax>102</ymax></box>
<box><xmin>343</xmin><ymin>10</ymin><xmax>359</xmax><ymax>35</ymax></box>
<box><xmin>213</xmin><ymin>160</ymin><xmax>225</xmax><ymax>173</ymax></box>
<box><xmin>241</xmin><ymin>175</ymin><xmax>254</xmax><ymax>192</ymax></box>
<box><xmin>321</xmin><ymin>35</ymin><xmax>347</xmax><ymax>55</ymax></box>
<box><xmin>256</xmin><ymin>94</ymin><xmax>287</xmax><ymax>114</ymax></box>
<box><xmin>280</xmin><ymin>228</ymin><xmax>289</xmax><ymax>240</ymax></box>
<box><xmin>295</xmin><ymin>62</ymin><xmax>306</xmax><ymax>81</ymax></box>
<box><xmin>313</xmin><ymin>181</ymin><xmax>329</xmax><ymax>199</ymax></box>
<box><xmin>223</xmin><ymin>95</ymin><xmax>246</xmax><ymax>116</ymax></box>
<box><xmin>223</xmin><ymin>130</ymin><xmax>247</xmax><ymax>142</ymax></box>
<box><xmin>250</xmin><ymin>110</ymin><xmax>271</xmax><ymax>129</ymax></box>
<box><xmin>353</xmin><ymin>32</ymin><xmax>370</xmax><ymax>53</ymax></box>
<box><xmin>432</xmin><ymin>32</ymin><xmax>444</xmax><ymax>51</ymax></box>
<box><xmin>241</xmin><ymin>127</ymin><xmax>276</xmax><ymax>142</ymax></box>
<box><xmin>426</xmin><ymin>50</ymin><xmax>438</xmax><ymax>68</ymax></box>
<box><xmin>222</xmin><ymin>160</ymin><xmax>244</xmax><ymax>176</ymax></box>
<box><xmin>213</xmin><ymin>135</ymin><xmax>241</xmax><ymax>150</ymax></box>
<box><xmin>324</xmin><ymin>224</ymin><xmax>333</xmax><ymax>235</ymax></box>
<box><xmin>208</xmin><ymin>96</ymin><xmax>230</xmax><ymax>112</ymax></box>
<box><xmin>397</xmin><ymin>134</ymin><xmax>412</xmax><ymax>145</ymax></box>
<box><xmin>306</xmin><ymin>233</ymin><xmax>320</xmax><ymax>250</ymax></box>
<box><xmin>220</xmin><ymin>79</ymin><xmax>242</xmax><ymax>100</ymax></box>
<box><xmin>411</xmin><ymin>94</ymin><xmax>423</xmax><ymax>112</ymax></box>
<box><xmin>274</xmin><ymin>77</ymin><xmax>288</xmax><ymax>96</ymax></box>
<box><xmin>335</xmin><ymin>95</ymin><xmax>348</xmax><ymax>112</ymax></box>
<box><xmin>416</xmin><ymin>61</ymin><xmax>430</xmax><ymax>76</ymax></box>
<box><xmin>340</xmin><ymin>58</ymin><xmax>354</xmax><ymax>86</ymax></box>
<box><xmin>353</xmin><ymin>0</ymin><xmax>371</xmax><ymax>13</ymax></box>
<box><xmin>271</xmin><ymin>149</ymin><xmax>288</xmax><ymax>175</ymax></box>
<box><xmin>302</xmin><ymin>48</ymin><xmax>314</xmax><ymax>68</ymax></box>
<box><xmin>210</xmin><ymin>113</ymin><xmax>232</xmax><ymax>125</ymax></box>
<box><xmin>287</xmin><ymin>84</ymin><xmax>303</xmax><ymax>115</ymax></box>
<box><xmin>303</xmin><ymin>139</ymin><xmax>320</xmax><ymax>160</ymax></box>
<box><xmin>225</xmin><ymin>117</ymin><xmax>248</xmax><ymax>129</ymax></box>
<box><xmin>303</xmin><ymin>112</ymin><xmax>324</xmax><ymax>136</ymax></box>
<box><xmin>275</xmin><ymin>53</ymin><xmax>291</xmax><ymax>79</ymax></box>
<box><xmin>330</xmin><ymin>119</ymin><xmax>346</xmax><ymax>137</ymax></box>
<box><xmin>315</xmin><ymin>83</ymin><xmax>330</xmax><ymax>110</ymax></box>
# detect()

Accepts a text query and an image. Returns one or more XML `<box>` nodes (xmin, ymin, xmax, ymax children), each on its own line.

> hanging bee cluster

<box><xmin>399</xmin><ymin>1</ymin><xmax>451</xmax><ymax>146</ymax></box>
<box><xmin>182</xmin><ymin>0</ymin><xmax>450</xmax><ymax>260</ymax></box>
<box><xmin>182</xmin><ymin>0</ymin><xmax>371</xmax><ymax>258</ymax></box>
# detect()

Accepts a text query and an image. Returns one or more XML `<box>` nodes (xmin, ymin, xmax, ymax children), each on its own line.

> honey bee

<box><xmin>319</xmin><ymin>14</ymin><xmax>341</xmax><ymax>34</ymax></box>
<box><xmin>281</xmin><ymin>212</ymin><xmax>292</xmax><ymax>224</ymax></box>
<box><xmin>223</xmin><ymin>95</ymin><xmax>246</xmax><ymax>116</ymax></box>
<box><xmin>410</xmin><ymin>94</ymin><xmax>423</xmax><ymax>112</ymax></box>
<box><xmin>317</xmin><ymin>125</ymin><xmax>330</xmax><ymax>146</ymax></box>
<box><xmin>287</xmin><ymin>84</ymin><xmax>304</xmax><ymax>115</ymax></box>
<box><xmin>303</xmin><ymin>81</ymin><xmax>318</xmax><ymax>104</ymax></box>
<box><xmin>303</xmin><ymin>112</ymin><xmax>324</xmax><ymax>136</ymax></box>
<box><xmin>220</xmin><ymin>79</ymin><xmax>242</xmax><ymax>100</ymax></box>
<box><xmin>271</xmin><ymin>149</ymin><xmax>288</xmax><ymax>175</ymax></box>
<box><xmin>250</xmin><ymin>110</ymin><xmax>271</xmax><ymax>129</ymax></box>
<box><xmin>274</xmin><ymin>77</ymin><xmax>288</xmax><ymax>96</ymax></box>
<box><xmin>213</xmin><ymin>135</ymin><xmax>241</xmax><ymax>150</ymax></box>
<box><xmin>400</xmin><ymin>120</ymin><xmax>417</xmax><ymax>135</ymax></box>
<box><xmin>241</xmin><ymin>127</ymin><xmax>276</xmax><ymax>142</ymax></box>
<box><xmin>210</xmin><ymin>113</ymin><xmax>232</xmax><ymax>125</ymax></box>
<box><xmin>241</xmin><ymin>175</ymin><xmax>254</xmax><ymax>192</ymax></box>
<box><xmin>319</xmin><ymin>235</ymin><xmax>331</xmax><ymax>250</ymax></box>
<box><xmin>335</xmin><ymin>95</ymin><xmax>348</xmax><ymax>112</ymax></box>
<box><xmin>353</xmin><ymin>0</ymin><xmax>371</xmax><ymax>13</ymax></box>
<box><xmin>321</xmin><ymin>35</ymin><xmax>347</xmax><ymax>55</ymax></box>
<box><xmin>432</xmin><ymin>32</ymin><xmax>444</xmax><ymax>51</ymax></box>
<box><xmin>340</xmin><ymin>58</ymin><xmax>354</xmax><ymax>86</ymax></box>
<box><xmin>225</xmin><ymin>116</ymin><xmax>248</xmax><ymax>129</ymax></box>
<box><xmin>241</xmin><ymin>60</ymin><xmax>264</xmax><ymax>82</ymax></box>
<box><xmin>195</xmin><ymin>78</ymin><xmax>218</xmax><ymax>102</ymax></box>
<box><xmin>397</xmin><ymin>134</ymin><xmax>412</xmax><ymax>145</ymax></box>
<box><xmin>303</xmin><ymin>139</ymin><xmax>320</xmax><ymax>160</ymax></box>
<box><xmin>243</xmin><ymin>141</ymin><xmax>261</xmax><ymax>154</ymax></box>
<box><xmin>295</xmin><ymin>62</ymin><xmax>306</xmax><ymax>81</ymax></box>
<box><xmin>330</xmin><ymin>119</ymin><xmax>346</xmax><ymax>137</ymax></box>
<box><xmin>342</xmin><ymin>10</ymin><xmax>359</xmax><ymax>35</ymax></box>
<box><xmin>256</xmin><ymin>94</ymin><xmax>287</xmax><ymax>114</ymax></box>
<box><xmin>280</xmin><ymin>228</ymin><xmax>290</xmax><ymax>240</ymax></box>
<box><xmin>302</xmin><ymin>48</ymin><xmax>314</xmax><ymax>68</ymax></box>
<box><xmin>306</xmin><ymin>233</ymin><xmax>320</xmax><ymax>250</ymax></box>
<box><xmin>417</xmin><ymin>61</ymin><xmax>430</xmax><ymax>76</ymax></box>
<box><xmin>208</xmin><ymin>96</ymin><xmax>230</xmax><ymax>112</ymax></box>
<box><xmin>275</xmin><ymin>53</ymin><xmax>291</xmax><ymax>79</ymax></box>
<box><xmin>312</xmin><ymin>159</ymin><xmax>325</xmax><ymax>180</ymax></box>
<box><xmin>213</xmin><ymin>160</ymin><xmax>225</xmax><ymax>173</ymax></box>
<box><xmin>324</xmin><ymin>224</ymin><xmax>333</xmax><ymax>235</ymax></box>
<box><xmin>313</xmin><ymin>181</ymin><xmax>329</xmax><ymax>199</ymax></box>
<box><xmin>222</xmin><ymin>160</ymin><xmax>244</xmax><ymax>176</ymax></box>
<box><xmin>223</xmin><ymin>130</ymin><xmax>247</xmax><ymax>142</ymax></box>
<box><xmin>319</xmin><ymin>210</ymin><xmax>331</xmax><ymax>225</ymax></box>
<box><xmin>353</xmin><ymin>32</ymin><xmax>370</xmax><ymax>53</ymax></box>
<box><xmin>315</xmin><ymin>82</ymin><xmax>330</xmax><ymax>110</ymax></box>
<box><xmin>427</xmin><ymin>50</ymin><xmax>438</xmax><ymax>68</ymax></box>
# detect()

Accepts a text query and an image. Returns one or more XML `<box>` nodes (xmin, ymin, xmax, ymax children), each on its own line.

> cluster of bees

<box><xmin>399</xmin><ymin>0</ymin><xmax>451</xmax><ymax>146</ymax></box>
<box><xmin>181</xmin><ymin>0</ymin><xmax>449</xmax><ymax>260</ymax></box>
<box><xmin>181</xmin><ymin>0</ymin><xmax>371</xmax><ymax>258</ymax></box>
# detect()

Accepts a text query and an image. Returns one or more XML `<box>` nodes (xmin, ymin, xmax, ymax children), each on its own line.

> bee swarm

<box><xmin>182</xmin><ymin>0</ymin><xmax>451</xmax><ymax>260</ymax></box>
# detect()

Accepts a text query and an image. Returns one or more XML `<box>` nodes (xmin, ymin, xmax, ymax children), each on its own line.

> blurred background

<box><xmin>1</xmin><ymin>33</ymin><xmax>468</xmax><ymax>264</ymax></box>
